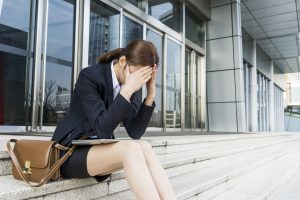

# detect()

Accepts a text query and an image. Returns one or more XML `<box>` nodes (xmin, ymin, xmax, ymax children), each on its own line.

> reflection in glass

<box><xmin>43</xmin><ymin>0</ymin><xmax>75</xmax><ymax>125</ymax></box>
<box><xmin>122</xmin><ymin>16</ymin><xmax>143</xmax><ymax>47</ymax></box>
<box><xmin>257</xmin><ymin>72</ymin><xmax>270</xmax><ymax>131</ymax></box>
<box><xmin>185</xmin><ymin>7</ymin><xmax>205</xmax><ymax>48</ymax></box>
<box><xmin>0</xmin><ymin>0</ymin><xmax>33</xmax><ymax>125</ymax></box>
<box><xmin>195</xmin><ymin>54</ymin><xmax>202</xmax><ymax>129</ymax></box>
<box><xmin>166</xmin><ymin>39</ymin><xmax>181</xmax><ymax>128</ymax></box>
<box><xmin>146</xmin><ymin>29</ymin><xmax>163</xmax><ymax>127</ymax></box>
<box><xmin>243</xmin><ymin>63</ymin><xmax>252</xmax><ymax>131</ymax></box>
<box><xmin>148</xmin><ymin>0</ymin><xmax>181</xmax><ymax>32</ymax></box>
<box><xmin>0</xmin><ymin>52</ymin><xmax>27</xmax><ymax>125</ymax></box>
<box><xmin>185</xmin><ymin>49</ymin><xmax>192</xmax><ymax>128</ymax></box>
<box><xmin>185</xmin><ymin>50</ymin><xmax>204</xmax><ymax>129</ymax></box>
<box><xmin>0</xmin><ymin>0</ymin><xmax>30</xmax><ymax>49</ymax></box>
<box><xmin>127</xmin><ymin>0</ymin><xmax>145</xmax><ymax>10</ymax></box>
<box><xmin>89</xmin><ymin>1</ymin><xmax>120</xmax><ymax>65</ymax></box>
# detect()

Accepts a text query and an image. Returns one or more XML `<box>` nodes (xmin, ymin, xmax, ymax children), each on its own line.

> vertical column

<box><xmin>269</xmin><ymin>61</ymin><xmax>275</xmax><ymax>131</ymax></box>
<box><xmin>250</xmin><ymin>40</ymin><xmax>258</xmax><ymax>131</ymax></box>
<box><xmin>206</xmin><ymin>0</ymin><xmax>246</xmax><ymax>132</ymax></box>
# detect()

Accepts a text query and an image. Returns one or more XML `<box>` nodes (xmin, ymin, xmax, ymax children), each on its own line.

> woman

<box><xmin>51</xmin><ymin>39</ymin><xmax>176</xmax><ymax>200</ymax></box>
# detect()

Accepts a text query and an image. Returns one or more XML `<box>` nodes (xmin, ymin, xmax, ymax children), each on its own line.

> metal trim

<box><xmin>145</xmin><ymin>25</ymin><xmax>164</xmax><ymax>37</ymax></box>
<box><xmin>109</xmin><ymin>0</ymin><xmax>183</xmax><ymax>42</ymax></box>
<box><xmin>31</xmin><ymin>0</ymin><xmax>44</xmax><ymax>131</ymax></box>
<box><xmin>38</xmin><ymin>0</ymin><xmax>49</xmax><ymax>130</ymax></box>
<box><xmin>123</xmin><ymin>11</ymin><xmax>144</xmax><ymax>25</ymax></box>
<box><xmin>0</xmin><ymin>44</ymin><xmax>31</xmax><ymax>56</ymax></box>
<box><xmin>101</xmin><ymin>0</ymin><xmax>123</xmax><ymax>11</ymax></box>
<box><xmin>25</xmin><ymin>0</ymin><xmax>36</xmax><ymax>131</ymax></box>
<box><xmin>120</xmin><ymin>8</ymin><xmax>123</xmax><ymax>47</ymax></box>
<box><xmin>181</xmin><ymin>3</ymin><xmax>186</xmax><ymax>130</ymax></box>
<box><xmin>162</xmin><ymin>33</ymin><xmax>167</xmax><ymax>132</ymax></box>
<box><xmin>185</xmin><ymin>39</ymin><xmax>205</xmax><ymax>56</ymax></box>
<box><xmin>81</xmin><ymin>0</ymin><xmax>90</xmax><ymax>69</ymax></box>
<box><xmin>73</xmin><ymin>0</ymin><xmax>82</xmax><ymax>88</ymax></box>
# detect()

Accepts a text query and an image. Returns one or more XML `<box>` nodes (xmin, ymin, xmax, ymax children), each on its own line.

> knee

<box><xmin>120</xmin><ymin>140</ymin><xmax>144</xmax><ymax>162</ymax></box>
<box><xmin>137</xmin><ymin>140</ymin><xmax>153</xmax><ymax>153</ymax></box>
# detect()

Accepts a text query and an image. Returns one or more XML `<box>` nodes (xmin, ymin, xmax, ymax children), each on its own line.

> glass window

<box><xmin>185</xmin><ymin>7</ymin><xmax>205</xmax><ymax>48</ymax></box>
<box><xmin>146</xmin><ymin>29</ymin><xmax>163</xmax><ymax>127</ymax></box>
<box><xmin>89</xmin><ymin>1</ymin><xmax>120</xmax><ymax>65</ymax></box>
<box><xmin>0</xmin><ymin>0</ymin><xmax>34</xmax><ymax>125</ymax></box>
<box><xmin>43</xmin><ymin>0</ymin><xmax>75</xmax><ymax>125</ymax></box>
<box><xmin>166</xmin><ymin>39</ymin><xmax>181</xmax><ymax>128</ymax></box>
<box><xmin>148</xmin><ymin>0</ymin><xmax>181</xmax><ymax>33</ymax></box>
<box><xmin>119</xmin><ymin>16</ymin><xmax>143</xmax><ymax>128</ymax></box>
<box><xmin>122</xmin><ymin>16</ymin><xmax>143</xmax><ymax>47</ymax></box>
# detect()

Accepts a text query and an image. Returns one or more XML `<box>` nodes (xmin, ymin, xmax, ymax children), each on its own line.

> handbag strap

<box><xmin>6</xmin><ymin>136</ymin><xmax>87</xmax><ymax>187</ymax></box>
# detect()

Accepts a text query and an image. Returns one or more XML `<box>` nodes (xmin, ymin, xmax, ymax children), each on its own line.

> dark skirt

<box><xmin>60</xmin><ymin>145</ymin><xmax>112</xmax><ymax>182</ymax></box>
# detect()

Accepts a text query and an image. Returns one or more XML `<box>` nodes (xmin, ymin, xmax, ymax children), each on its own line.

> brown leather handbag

<box><xmin>6</xmin><ymin>136</ymin><xmax>86</xmax><ymax>187</ymax></box>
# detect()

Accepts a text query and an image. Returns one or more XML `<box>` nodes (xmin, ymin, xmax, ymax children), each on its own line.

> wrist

<box><xmin>120</xmin><ymin>86</ymin><xmax>133</xmax><ymax>102</ymax></box>
<box><xmin>145</xmin><ymin>96</ymin><xmax>154</xmax><ymax>106</ymax></box>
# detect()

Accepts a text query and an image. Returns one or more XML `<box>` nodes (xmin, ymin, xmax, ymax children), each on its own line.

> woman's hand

<box><xmin>120</xmin><ymin>65</ymin><xmax>153</xmax><ymax>102</ymax></box>
<box><xmin>145</xmin><ymin>64</ymin><xmax>157</xmax><ymax>106</ymax></box>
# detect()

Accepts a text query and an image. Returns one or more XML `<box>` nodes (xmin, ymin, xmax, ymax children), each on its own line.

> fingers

<box><xmin>125</xmin><ymin>64</ymin><xmax>130</xmax><ymax>75</ymax></box>
<box><xmin>143</xmin><ymin>73</ymin><xmax>153</xmax><ymax>83</ymax></box>
<box><xmin>128</xmin><ymin>66</ymin><xmax>154</xmax><ymax>85</ymax></box>
<box><xmin>135</xmin><ymin>66</ymin><xmax>152</xmax><ymax>75</ymax></box>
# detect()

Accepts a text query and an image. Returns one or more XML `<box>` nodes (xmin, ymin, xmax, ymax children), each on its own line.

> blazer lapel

<box><xmin>103</xmin><ymin>62</ymin><xmax>114</xmax><ymax>107</ymax></box>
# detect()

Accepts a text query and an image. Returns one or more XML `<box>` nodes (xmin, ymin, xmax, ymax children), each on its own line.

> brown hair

<box><xmin>97</xmin><ymin>39</ymin><xmax>159</xmax><ymax>68</ymax></box>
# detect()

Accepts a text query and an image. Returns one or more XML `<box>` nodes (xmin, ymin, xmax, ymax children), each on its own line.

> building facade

<box><xmin>0</xmin><ymin>0</ymin><xmax>293</xmax><ymax>134</ymax></box>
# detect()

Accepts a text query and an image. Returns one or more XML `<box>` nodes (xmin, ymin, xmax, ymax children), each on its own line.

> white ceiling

<box><xmin>241</xmin><ymin>0</ymin><xmax>300</xmax><ymax>73</ymax></box>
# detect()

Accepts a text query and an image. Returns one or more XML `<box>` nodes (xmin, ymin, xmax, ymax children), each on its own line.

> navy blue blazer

<box><xmin>51</xmin><ymin>62</ymin><xmax>155</xmax><ymax>147</ymax></box>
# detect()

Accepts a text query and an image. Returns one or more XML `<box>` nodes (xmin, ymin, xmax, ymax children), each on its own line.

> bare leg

<box><xmin>136</xmin><ymin>140</ymin><xmax>177</xmax><ymax>200</ymax></box>
<box><xmin>86</xmin><ymin>140</ymin><xmax>160</xmax><ymax>200</ymax></box>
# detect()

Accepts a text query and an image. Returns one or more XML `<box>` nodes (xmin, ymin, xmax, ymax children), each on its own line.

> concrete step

<box><xmin>1</xmin><ymin>134</ymin><xmax>299</xmax><ymax>176</ymax></box>
<box><xmin>0</xmin><ymin>134</ymin><xmax>299</xmax><ymax>200</ymax></box>
<box><xmin>96</xmin><ymin>140</ymin><xmax>300</xmax><ymax>200</ymax></box>
<box><xmin>271</xmin><ymin>165</ymin><xmax>300</xmax><ymax>200</ymax></box>
<box><xmin>208</xmin><ymin>147</ymin><xmax>300</xmax><ymax>200</ymax></box>
<box><xmin>1</xmin><ymin>139</ymin><xmax>292</xmax><ymax>200</ymax></box>
<box><xmin>81</xmin><ymin>139</ymin><xmax>300</xmax><ymax>200</ymax></box>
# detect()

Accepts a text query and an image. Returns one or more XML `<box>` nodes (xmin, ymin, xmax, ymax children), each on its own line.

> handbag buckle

<box><xmin>23</xmin><ymin>160</ymin><xmax>32</xmax><ymax>174</ymax></box>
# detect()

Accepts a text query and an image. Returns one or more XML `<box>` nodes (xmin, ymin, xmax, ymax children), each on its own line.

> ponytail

<box><xmin>97</xmin><ymin>48</ymin><xmax>123</xmax><ymax>64</ymax></box>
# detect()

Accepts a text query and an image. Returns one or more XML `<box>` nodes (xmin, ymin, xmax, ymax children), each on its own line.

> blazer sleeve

<box><xmin>75</xmin><ymin>69</ymin><xmax>135</xmax><ymax>139</ymax></box>
<box><xmin>123</xmin><ymin>91</ymin><xmax>156</xmax><ymax>139</ymax></box>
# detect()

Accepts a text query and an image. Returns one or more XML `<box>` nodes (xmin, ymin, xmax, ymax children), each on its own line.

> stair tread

<box><xmin>1</xmin><ymin>134</ymin><xmax>299</xmax><ymax>160</ymax></box>
<box><xmin>96</xmin><ymin>141</ymin><xmax>300</xmax><ymax>200</ymax></box>
<box><xmin>1</xmin><ymin>138</ymin><xmax>299</xmax><ymax>200</ymax></box>
<box><xmin>1</xmin><ymin>134</ymin><xmax>300</xmax><ymax>200</ymax></box>
<box><xmin>212</xmin><ymin>151</ymin><xmax>300</xmax><ymax>200</ymax></box>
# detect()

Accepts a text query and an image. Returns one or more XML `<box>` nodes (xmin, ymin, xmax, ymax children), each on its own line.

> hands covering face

<box><xmin>121</xmin><ymin>65</ymin><xmax>156</xmax><ymax>96</ymax></box>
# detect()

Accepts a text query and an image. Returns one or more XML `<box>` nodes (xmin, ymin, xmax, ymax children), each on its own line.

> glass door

<box><xmin>41</xmin><ymin>0</ymin><xmax>76</xmax><ymax>127</ymax></box>
<box><xmin>166</xmin><ymin>38</ymin><xmax>181</xmax><ymax>129</ymax></box>
<box><xmin>195</xmin><ymin>53</ymin><xmax>205</xmax><ymax>130</ymax></box>
<box><xmin>146</xmin><ymin>28</ymin><xmax>163</xmax><ymax>128</ymax></box>
<box><xmin>185</xmin><ymin>49</ymin><xmax>192</xmax><ymax>128</ymax></box>
<box><xmin>184</xmin><ymin>48</ymin><xmax>205</xmax><ymax>130</ymax></box>
<box><xmin>243</xmin><ymin>62</ymin><xmax>252</xmax><ymax>131</ymax></box>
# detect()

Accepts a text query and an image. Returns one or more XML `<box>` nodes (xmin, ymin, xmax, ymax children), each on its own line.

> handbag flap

<box><xmin>13</xmin><ymin>140</ymin><xmax>56</xmax><ymax>169</ymax></box>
